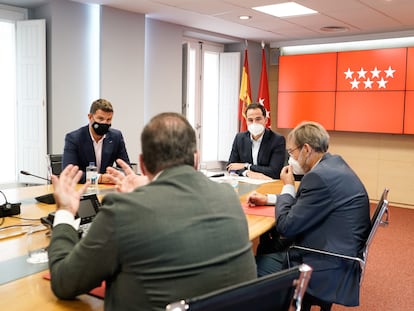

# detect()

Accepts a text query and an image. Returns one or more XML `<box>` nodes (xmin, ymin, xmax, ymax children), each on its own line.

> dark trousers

<box><xmin>255</xmin><ymin>226</ymin><xmax>293</xmax><ymax>277</ymax></box>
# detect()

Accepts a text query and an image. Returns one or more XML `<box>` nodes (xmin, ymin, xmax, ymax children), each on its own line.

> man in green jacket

<box><xmin>48</xmin><ymin>112</ymin><xmax>256</xmax><ymax>311</ymax></box>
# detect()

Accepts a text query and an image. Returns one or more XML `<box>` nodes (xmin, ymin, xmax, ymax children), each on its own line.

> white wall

<box><xmin>45</xmin><ymin>0</ymin><xmax>94</xmax><ymax>154</ymax></box>
<box><xmin>144</xmin><ymin>18</ymin><xmax>183</xmax><ymax>120</ymax></box>
<box><xmin>100</xmin><ymin>6</ymin><xmax>145</xmax><ymax>163</ymax></box>
<box><xmin>31</xmin><ymin>0</ymin><xmax>186</xmax><ymax>163</ymax></box>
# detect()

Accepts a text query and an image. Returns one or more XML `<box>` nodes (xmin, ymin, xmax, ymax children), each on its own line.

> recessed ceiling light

<box><xmin>320</xmin><ymin>26</ymin><xmax>349</xmax><ymax>33</ymax></box>
<box><xmin>239</xmin><ymin>15</ymin><xmax>252</xmax><ymax>20</ymax></box>
<box><xmin>253</xmin><ymin>1</ymin><xmax>317</xmax><ymax>18</ymax></box>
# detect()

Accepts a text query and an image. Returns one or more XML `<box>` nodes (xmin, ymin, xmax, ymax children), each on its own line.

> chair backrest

<box><xmin>48</xmin><ymin>154</ymin><xmax>63</xmax><ymax>176</ymax></box>
<box><xmin>359</xmin><ymin>188</ymin><xmax>389</xmax><ymax>282</ymax></box>
<box><xmin>165</xmin><ymin>264</ymin><xmax>312</xmax><ymax>311</ymax></box>
<box><xmin>366</xmin><ymin>188</ymin><xmax>389</xmax><ymax>250</ymax></box>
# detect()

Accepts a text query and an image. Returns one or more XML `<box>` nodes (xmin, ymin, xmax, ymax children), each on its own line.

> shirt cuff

<box><xmin>53</xmin><ymin>209</ymin><xmax>80</xmax><ymax>231</ymax></box>
<box><xmin>267</xmin><ymin>194</ymin><xmax>277</xmax><ymax>205</ymax></box>
<box><xmin>281</xmin><ymin>184</ymin><xmax>296</xmax><ymax>198</ymax></box>
<box><xmin>266</xmin><ymin>184</ymin><xmax>296</xmax><ymax>205</ymax></box>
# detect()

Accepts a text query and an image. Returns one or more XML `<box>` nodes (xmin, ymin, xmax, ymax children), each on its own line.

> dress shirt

<box><xmin>89</xmin><ymin>128</ymin><xmax>105</xmax><ymax>172</ymax></box>
<box><xmin>251</xmin><ymin>134</ymin><xmax>263</xmax><ymax>165</ymax></box>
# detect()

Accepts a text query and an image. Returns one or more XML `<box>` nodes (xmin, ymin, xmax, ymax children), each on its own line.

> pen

<box><xmin>210</xmin><ymin>173</ymin><xmax>225</xmax><ymax>178</ymax></box>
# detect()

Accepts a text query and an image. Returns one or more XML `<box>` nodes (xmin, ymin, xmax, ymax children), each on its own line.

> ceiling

<box><xmin>4</xmin><ymin>0</ymin><xmax>414</xmax><ymax>46</ymax></box>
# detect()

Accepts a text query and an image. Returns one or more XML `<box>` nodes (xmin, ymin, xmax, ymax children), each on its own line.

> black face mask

<box><xmin>92</xmin><ymin>122</ymin><xmax>111</xmax><ymax>136</ymax></box>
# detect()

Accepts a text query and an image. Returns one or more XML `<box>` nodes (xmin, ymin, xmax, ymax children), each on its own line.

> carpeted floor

<box><xmin>324</xmin><ymin>205</ymin><xmax>414</xmax><ymax>311</ymax></box>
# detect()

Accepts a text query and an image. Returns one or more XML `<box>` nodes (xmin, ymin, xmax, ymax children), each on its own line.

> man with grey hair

<box><xmin>49</xmin><ymin>112</ymin><xmax>256</xmax><ymax>311</ymax></box>
<box><xmin>247</xmin><ymin>121</ymin><xmax>370</xmax><ymax>309</ymax></box>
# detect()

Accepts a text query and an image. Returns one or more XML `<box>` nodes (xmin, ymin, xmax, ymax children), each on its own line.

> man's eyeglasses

<box><xmin>287</xmin><ymin>146</ymin><xmax>301</xmax><ymax>156</ymax></box>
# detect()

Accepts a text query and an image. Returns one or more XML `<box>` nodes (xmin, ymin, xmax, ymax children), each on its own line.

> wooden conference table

<box><xmin>0</xmin><ymin>179</ymin><xmax>283</xmax><ymax>311</ymax></box>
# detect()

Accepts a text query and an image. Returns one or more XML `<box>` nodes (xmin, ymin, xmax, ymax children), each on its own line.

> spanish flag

<box><xmin>239</xmin><ymin>49</ymin><xmax>252</xmax><ymax>132</ymax></box>
<box><xmin>257</xmin><ymin>46</ymin><xmax>271</xmax><ymax>128</ymax></box>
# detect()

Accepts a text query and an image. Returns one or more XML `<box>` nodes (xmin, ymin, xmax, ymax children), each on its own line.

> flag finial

<box><xmin>245</xmin><ymin>40</ymin><xmax>248</xmax><ymax>48</ymax></box>
<box><xmin>261</xmin><ymin>41</ymin><xmax>265</xmax><ymax>49</ymax></box>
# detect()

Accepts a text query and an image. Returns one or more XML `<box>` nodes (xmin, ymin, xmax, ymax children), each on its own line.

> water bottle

<box><xmin>229</xmin><ymin>170</ymin><xmax>239</xmax><ymax>193</ymax></box>
<box><xmin>86</xmin><ymin>162</ymin><xmax>98</xmax><ymax>193</ymax></box>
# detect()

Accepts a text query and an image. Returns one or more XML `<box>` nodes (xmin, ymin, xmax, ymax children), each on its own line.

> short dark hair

<box><xmin>141</xmin><ymin>112</ymin><xmax>196</xmax><ymax>174</ymax></box>
<box><xmin>90</xmin><ymin>99</ymin><xmax>113</xmax><ymax>114</ymax></box>
<box><xmin>245</xmin><ymin>103</ymin><xmax>266</xmax><ymax>117</ymax></box>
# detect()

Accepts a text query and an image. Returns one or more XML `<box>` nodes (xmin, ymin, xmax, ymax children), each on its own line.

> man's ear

<box><xmin>194</xmin><ymin>151</ymin><xmax>200</xmax><ymax>170</ymax></box>
<box><xmin>139</xmin><ymin>154</ymin><xmax>148</xmax><ymax>176</ymax></box>
<box><xmin>302</xmin><ymin>143</ymin><xmax>312</xmax><ymax>155</ymax></box>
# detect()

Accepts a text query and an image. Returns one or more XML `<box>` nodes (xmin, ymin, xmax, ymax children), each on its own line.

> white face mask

<box><xmin>248</xmin><ymin>123</ymin><xmax>265</xmax><ymax>137</ymax></box>
<box><xmin>288</xmin><ymin>156</ymin><xmax>305</xmax><ymax>175</ymax></box>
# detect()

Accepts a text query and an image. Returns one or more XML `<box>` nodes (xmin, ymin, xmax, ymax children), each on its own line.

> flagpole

<box><xmin>238</xmin><ymin>44</ymin><xmax>251</xmax><ymax>132</ymax></box>
<box><xmin>257</xmin><ymin>40</ymin><xmax>271</xmax><ymax>128</ymax></box>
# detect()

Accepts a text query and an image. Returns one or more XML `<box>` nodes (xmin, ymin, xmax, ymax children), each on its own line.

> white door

<box><xmin>16</xmin><ymin>19</ymin><xmax>47</xmax><ymax>183</ymax></box>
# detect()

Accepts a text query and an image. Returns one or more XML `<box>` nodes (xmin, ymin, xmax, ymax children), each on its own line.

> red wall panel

<box><xmin>404</xmin><ymin>92</ymin><xmax>414</xmax><ymax>134</ymax></box>
<box><xmin>279</xmin><ymin>53</ymin><xmax>337</xmax><ymax>91</ymax></box>
<box><xmin>277</xmin><ymin>92</ymin><xmax>335</xmax><ymax>130</ymax></box>
<box><xmin>278</xmin><ymin>48</ymin><xmax>413</xmax><ymax>134</ymax></box>
<box><xmin>337</xmin><ymin>48</ymin><xmax>406</xmax><ymax>91</ymax></box>
<box><xmin>406</xmin><ymin>48</ymin><xmax>414</xmax><ymax>90</ymax></box>
<box><xmin>336</xmin><ymin>91</ymin><xmax>404</xmax><ymax>133</ymax></box>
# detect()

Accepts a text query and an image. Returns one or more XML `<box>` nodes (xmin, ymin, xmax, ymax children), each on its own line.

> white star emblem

<box><xmin>350</xmin><ymin>78</ymin><xmax>360</xmax><ymax>89</ymax></box>
<box><xmin>384</xmin><ymin>66</ymin><xmax>396</xmax><ymax>78</ymax></box>
<box><xmin>364</xmin><ymin>78</ymin><xmax>374</xmax><ymax>89</ymax></box>
<box><xmin>357</xmin><ymin>68</ymin><xmax>367</xmax><ymax>79</ymax></box>
<box><xmin>344</xmin><ymin>68</ymin><xmax>353</xmax><ymax>79</ymax></box>
<box><xmin>370</xmin><ymin>67</ymin><xmax>381</xmax><ymax>79</ymax></box>
<box><xmin>259</xmin><ymin>98</ymin><xmax>265</xmax><ymax>105</ymax></box>
<box><xmin>377</xmin><ymin>78</ymin><xmax>388</xmax><ymax>88</ymax></box>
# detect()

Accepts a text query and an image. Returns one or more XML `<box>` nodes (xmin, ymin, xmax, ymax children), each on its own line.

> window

<box><xmin>183</xmin><ymin>39</ymin><xmax>240</xmax><ymax>163</ymax></box>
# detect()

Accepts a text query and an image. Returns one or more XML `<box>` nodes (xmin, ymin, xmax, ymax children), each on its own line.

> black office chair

<box><xmin>165</xmin><ymin>263</ymin><xmax>312</xmax><ymax>311</ymax></box>
<box><xmin>48</xmin><ymin>154</ymin><xmax>63</xmax><ymax>176</ymax></box>
<box><xmin>287</xmin><ymin>188</ymin><xmax>390</xmax><ymax>311</ymax></box>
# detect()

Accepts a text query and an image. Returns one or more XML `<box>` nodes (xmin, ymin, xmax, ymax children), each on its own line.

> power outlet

<box><xmin>0</xmin><ymin>202</ymin><xmax>21</xmax><ymax>218</ymax></box>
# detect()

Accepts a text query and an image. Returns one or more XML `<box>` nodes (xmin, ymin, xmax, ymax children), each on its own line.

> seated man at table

<box><xmin>227</xmin><ymin>103</ymin><xmax>285</xmax><ymax>179</ymax></box>
<box><xmin>247</xmin><ymin>121</ymin><xmax>370</xmax><ymax>309</ymax></box>
<box><xmin>62</xmin><ymin>98</ymin><xmax>130</xmax><ymax>184</ymax></box>
<box><xmin>48</xmin><ymin>112</ymin><xmax>256</xmax><ymax>311</ymax></box>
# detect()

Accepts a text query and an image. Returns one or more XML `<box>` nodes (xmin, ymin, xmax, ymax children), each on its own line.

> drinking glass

<box><xmin>26</xmin><ymin>225</ymin><xmax>49</xmax><ymax>264</ymax></box>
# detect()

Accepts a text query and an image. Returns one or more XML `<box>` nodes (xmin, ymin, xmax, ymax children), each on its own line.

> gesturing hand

<box><xmin>106</xmin><ymin>159</ymin><xmax>149</xmax><ymax>193</ymax></box>
<box><xmin>51</xmin><ymin>165</ymin><xmax>89</xmax><ymax>215</ymax></box>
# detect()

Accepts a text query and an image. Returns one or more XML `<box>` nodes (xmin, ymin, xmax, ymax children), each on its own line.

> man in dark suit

<box><xmin>227</xmin><ymin>103</ymin><xmax>285</xmax><ymax>179</ymax></box>
<box><xmin>48</xmin><ymin>112</ymin><xmax>257</xmax><ymax>311</ymax></box>
<box><xmin>247</xmin><ymin>121</ymin><xmax>371</xmax><ymax>308</ymax></box>
<box><xmin>62</xmin><ymin>98</ymin><xmax>130</xmax><ymax>183</ymax></box>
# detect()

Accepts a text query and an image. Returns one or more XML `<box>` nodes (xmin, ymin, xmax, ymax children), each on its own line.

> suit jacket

<box><xmin>48</xmin><ymin>165</ymin><xmax>257</xmax><ymax>311</ymax></box>
<box><xmin>276</xmin><ymin>153</ymin><xmax>370</xmax><ymax>306</ymax></box>
<box><xmin>227</xmin><ymin>128</ymin><xmax>285</xmax><ymax>179</ymax></box>
<box><xmin>62</xmin><ymin>125</ymin><xmax>130</xmax><ymax>183</ymax></box>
